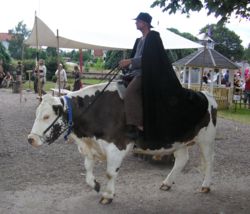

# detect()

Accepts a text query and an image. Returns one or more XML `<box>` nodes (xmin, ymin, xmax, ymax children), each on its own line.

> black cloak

<box><xmin>140</xmin><ymin>31</ymin><xmax>208</xmax><ymax>150</ymax></box>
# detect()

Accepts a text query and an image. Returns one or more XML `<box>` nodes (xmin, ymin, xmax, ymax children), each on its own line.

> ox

<box><xmin>27</xmin><ymin>82</ymin><xmax>217</xmax><ymax>204</ymax></box>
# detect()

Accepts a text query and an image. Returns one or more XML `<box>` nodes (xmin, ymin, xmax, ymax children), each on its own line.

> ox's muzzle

<box><xmin>27</xmin><ymin>133</ymin><xmax>43</xmax><ymax>147</ymax></box>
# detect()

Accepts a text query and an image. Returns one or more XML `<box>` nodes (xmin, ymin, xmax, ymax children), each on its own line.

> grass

<box><xmin>22</xmin><ymin>78</ymin><xmax>103</xmax><ymax>92</ymax></box>
<box><xmin>218</xmin><ymin>106</ymin><xmax>250</xmax><ymax>124</ymax></box>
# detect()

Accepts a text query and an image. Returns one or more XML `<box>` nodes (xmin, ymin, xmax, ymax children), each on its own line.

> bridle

<box><xmin>42</xmin><ymin>95</ymin><xmax>73</xmax><ymax>144</ymax></box>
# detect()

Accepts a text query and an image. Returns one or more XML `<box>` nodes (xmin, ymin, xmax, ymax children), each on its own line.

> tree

<box><xmin>8</xmin><ymin>21</ymin><xmax>30</xmax><ymax>60</ymax></box>
<box><xmin>200</xmin><ymin>24</ymin><xmax>244</xmax><ymax>60</ymax></box>
<box><xmin>167</xmin><ymin>28</ymin><xmax>198</xmax><ymax>61</ymax></box>
<box><xmin>104</xmin><ymin>50</ymin><xmax>130</xmax><ymax>69</ymax></box>
<box><xmin>151</xmin><ymin>0</ymin><xmax>250</xmax><ymax>24</ymax></box>
<box><xmin>243</xmin><ymin>44</ymin><xmax>250</xmax><ymax>62</ymax></box>
<box><xmin>0</xmin><ymin>43</ymin><xmax>11</xmax><ymax>71</ymax></box>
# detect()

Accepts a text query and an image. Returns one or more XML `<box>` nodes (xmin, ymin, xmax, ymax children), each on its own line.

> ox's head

<box><xmin>27</xmin><ymin>94</ymin><xmax>66</xmax><ymax>147</ymax></box>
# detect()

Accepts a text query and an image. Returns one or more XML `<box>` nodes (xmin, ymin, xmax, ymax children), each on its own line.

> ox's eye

<box><xmin>43</xmin><ymin>115</ymin><xmax>50</xmax><ymax>120</ymax></box>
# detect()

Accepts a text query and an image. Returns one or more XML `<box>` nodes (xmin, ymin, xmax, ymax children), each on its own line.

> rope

<box><xmin>81</xmin><ymin>66</ymin><xmax>120</xmax><ymax>114</ymax></box>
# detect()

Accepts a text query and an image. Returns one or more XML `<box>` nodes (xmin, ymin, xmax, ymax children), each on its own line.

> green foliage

<box><xmin>167</xmin><ymin>28</ymin><xmax>198</xmax><ymax>61</ymax></box>
<box><xmin>46</xmin><ymin>47</ymin><xmax>57</xmax><ymax>57</ymax></box>
<box><xmin>62</xmin><ymin>49</ymin><xmax>93</xmax><ymax>64</ymax></box>
<box><xmin>104</xmin><ymin>50</ymin><xmax>131</xmax><ymax>69</ymax></box>
<box><xmin>93</xmin><ymin>57</ymin><xmax>104</xmax><ymax>70</ymax></box>
<box><xmin>0</xmin><ymin>43</ymin><xmax>11</xmax><ymax>71</ymax></box>
<box><xmin>45</xmin><ymin>56</ymin><xmax>59</xmax><ymax>80</ymax></box>
<box><xmin>8</xmin><ymin>21</ymin><xmax>30</xmax><ymax>59</ymax></box>
<box><xmin>243</xmin><ymin>44</ymin><xmax>250</xmax><ymax>62</ymax></box>
<box><xmin>23</xmin><ymin>47</ymin><xmax>37</xmax><ymax>59</ymax></box>
<box><xmin>151</xmin><ymin>0</ymin><xmax>250</xmax><ymax>24</ymax></box>
<box><xmin>200</xmin><ymin>24</ymin><xmax>244</xmax><ymax>60</ymax></box>
<box><xmin>23</xmin><ymin>47</ymin><xmax>46</xmax><ymax>60</ymax></box>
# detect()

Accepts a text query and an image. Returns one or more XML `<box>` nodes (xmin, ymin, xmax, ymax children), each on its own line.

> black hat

<box><xmin>134</xmin><ymin>12</ymin><xmax>153</xmax><ymax>28</ymax></box>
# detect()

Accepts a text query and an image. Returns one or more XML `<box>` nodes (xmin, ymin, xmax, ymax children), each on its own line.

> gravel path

<box><xmin>0</xmin><ymin>89</ymin><xmax>250</xmax><ymax>214</ymax></box>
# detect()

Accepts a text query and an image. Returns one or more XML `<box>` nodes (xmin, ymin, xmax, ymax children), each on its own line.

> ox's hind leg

<box><xmin>198</xmin><ymin>137</ymin><xmax>215</xmax><ymax>193</ymax></box>
<box><xmin>100</xmin><ymin>143</ymin><xmax>133</xmax><ymax>205</ymax></box>
<box><xmin>84</xmin><ymin>156</ymin><xmax>100</xmax><ymax>192</ymax></box>
<box><xmin>160</xmin><ymin>146</ymin><xmax>189</xmax><ymax>191</ymax></box>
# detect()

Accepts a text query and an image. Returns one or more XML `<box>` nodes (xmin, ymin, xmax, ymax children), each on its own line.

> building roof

<box><xmin>93</xmin><ymin>49</ymin><xmax>103</xmax><ymax>57</ymax></box>
<box><xmin>0</xmin><ymin>33</ymin><xmax>12</xmax><ymax>41</ymax></box>
<box><xmin>173</xmin><ymin>48</ymin><xmax>240</xmax><ymax>69</ymax></box>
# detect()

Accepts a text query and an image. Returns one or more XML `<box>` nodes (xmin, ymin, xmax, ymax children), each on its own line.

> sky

<box><xmin>1</xmin><ymin>0</ymin><xmax>249</xmax><ymax>48</ymax></box>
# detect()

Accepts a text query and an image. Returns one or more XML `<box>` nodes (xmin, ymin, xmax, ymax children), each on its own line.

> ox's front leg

<box><xmin>84</xmin><ymin>156</ymin><xmax>100</xmax><ymax>192</ymax></box>
<box><xmin>100</xmin><ymin>143</ymin><xmax>133</xmax><ymax>205</ymax></box>
<box><xmin>160</xmin><ymin>146</ymin><xmax>189</xmax><ymax>191</ymax></box>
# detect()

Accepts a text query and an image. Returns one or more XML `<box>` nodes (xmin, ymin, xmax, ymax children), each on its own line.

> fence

<box><xmin>182</xmin><ymin>84</ymin><xmax>230</xmax><ymax>110</ymax></box>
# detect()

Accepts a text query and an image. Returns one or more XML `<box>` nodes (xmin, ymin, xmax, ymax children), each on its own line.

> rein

<box><xmin>81</xmin><ymin>66</ymin><xmax>120</xmax><ymax>114</ymax></box>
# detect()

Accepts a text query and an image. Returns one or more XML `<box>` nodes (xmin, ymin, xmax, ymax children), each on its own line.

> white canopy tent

<box><xmin>24</xmin><ymin>16</ymin><xmax>203</xmax><ymax>50</ymax></box>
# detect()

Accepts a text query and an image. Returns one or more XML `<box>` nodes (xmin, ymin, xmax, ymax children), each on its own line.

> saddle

<box><xmin>116</xmin><ymin>70</ymin><xmax>134</xmax><ymax>99</ymax></box>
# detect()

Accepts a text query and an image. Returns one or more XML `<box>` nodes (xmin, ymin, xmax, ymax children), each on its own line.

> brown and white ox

<box><xmin>27</xmin><ymin>82</ymin><xmax>217</xmax><ymax>204</ymax></box>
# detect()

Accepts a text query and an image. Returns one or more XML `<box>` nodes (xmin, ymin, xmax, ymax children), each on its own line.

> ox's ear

<box><xmin>52</xmin><ymin>104</ymin><xmax>63</xmax><ymax>116</ymax></box>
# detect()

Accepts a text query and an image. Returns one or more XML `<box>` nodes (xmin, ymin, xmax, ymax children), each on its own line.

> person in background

<box><xmin>223</xmin><ymin>70</ymin><xmax>230</xmax><ymax>87</ymax></box>
<box><xmin>33</xmin><ymin>59</ymin><xmax>47</xmax><ymax>94</ymax></box>
<box><xmin>16</xmin><ymin>61</ymin><xmax>23</xmax><ymax>82</ymax></box>
<box><xmin>72</xmin><ymin>65</ymin><xmax>82</xmax><ymax>91</ymax></box>
<box><xmin>234</xmin><ymin>72</ymin><xmax>241</xmax><ymax>93</ymax></box>
<box><xmin>244</xmin><ymin>68</ymin><xmax>250</xmax><ymax>108</ymax></box>
<box><xmin>0</xmin><ymin>60</ymin><xmax>5</xmax><ymax>87</ymax></box>
<box><xmin>1</xmin><ymin>72</ymin><xmax>13</xmax><ymax>88</ymax></box>
<box><xmin>202</xmin><ymin>71</ymin><xmax>208</xmax><ymax>84</ymax></box>
<box><xmin>55</xmin><ymin>63</ymin><xmax>67</xmax><ymax>89</ymax></box>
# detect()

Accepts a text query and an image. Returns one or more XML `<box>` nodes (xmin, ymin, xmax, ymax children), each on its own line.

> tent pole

<box><xmin>199</xmin><ymin>45</ymin><xmax>206</xmax><ymax>91</ymax></box>
<box><xmin>20</xmin><ymin>43</ymin><xmax>24</xmax><ymax>103</ymax></box>
<box><xmin>79</xmin><ymin>48</ymin><xmax>83</xmax><ymax>87</ymax></box>
<box><xmin>79</xmin><ymin>49</ymin><xmax>83</xmax><ymax>72</ymax></box>
<box><xmin>57</xmin><ymin>29</ymin><xmax>60</xmax><ymax>96</ymax></box>
<box><xmin>35</xmin><ymin>13</ymin><xmax>42</xmax><ymax>99</ymax></box>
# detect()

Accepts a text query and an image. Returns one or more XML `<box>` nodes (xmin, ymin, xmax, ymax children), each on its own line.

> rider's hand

<box><xmin>119</xmin><ymin>59</ymin><xmax>132</xmax><ymax>69</ymax></box>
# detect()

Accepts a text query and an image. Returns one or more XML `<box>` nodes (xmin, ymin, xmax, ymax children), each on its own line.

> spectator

<box><xmin>202</xmin><ymin>71</ymin><xmax>208</xmax><ymax>84</ymax></box>
<box><xmin>16</xmin><ymin>61</ymin><xmax>23</xmax><ymax>82</ymax></box>
<box><xmin>72</xmin><ymin>65</ymin><xmax>82</xmax><ymax>91</ymax></box>
<box><xmin>0</xmin><ymin>60</ymin><xmax>5</xmax><ymax>87</ymax></box>
<box><xmin>244</xmin><ymin>68</ymin><xmax>250</xmax><ymax>108</ymax></box>
<box><xmin>1</xmin><ymin>72</ymin><xmax>13</xmax><ymax>88</ymax></box>
<box><xmin>222</xmin><ymin>70</ymin><xmax>230</xmax><ymax>87</ymax></box>
<box><xmin>234</xmin><ymin>73</ymin><xmax>241</xmax><ymax>93</ymax></box>
<box><xmin>33</xmin><ymin>59</ymin><xmax>47</xmax><ymax>94</ymax></box>
<box><xmin>55</xmin><ymin>63</ymin><xmax>67</xmax><ymax>89</ymax></box>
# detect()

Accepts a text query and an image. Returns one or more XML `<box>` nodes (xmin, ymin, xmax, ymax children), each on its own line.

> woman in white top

<box><xmin>55</xmin><ymin>63</ymin><xmax>67</xmax><ymax>89</ymax></box>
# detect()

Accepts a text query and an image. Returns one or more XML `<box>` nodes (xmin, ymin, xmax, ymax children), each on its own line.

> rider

<box><xmin>119</xmin><ymin>12</ymin><xmax>151</xmax><ymax>140</ymax></box>
<box><xmin>119</xmin><ymin>12</ymin><xmax>208</xmax><ymax>149</ymax></box>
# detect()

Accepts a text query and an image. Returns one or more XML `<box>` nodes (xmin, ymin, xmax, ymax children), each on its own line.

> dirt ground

<box><xmin>0</xmin><ymin>89</ymin><xmax>250</xmax><ymax>214</ymax></box>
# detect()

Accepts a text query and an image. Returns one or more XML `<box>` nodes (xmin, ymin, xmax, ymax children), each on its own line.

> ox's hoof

<box><xmin>99</xmin><ymin>197</ymin><xmax>113</xmax><ymax>205</ymax></box>
<box><xmin>160</xmin><ymin>183</ymin><xmax>171</xmax><ymax>191</ymax></box>
<box><xmin>94</xmin><ymin>180</ymin><xmax>101</xmax><ymax>192</ymax></box>
<box><xmin>200</xmin><ymin>187</ymin><xmax>210</xmax><ymax>193</ymax></box>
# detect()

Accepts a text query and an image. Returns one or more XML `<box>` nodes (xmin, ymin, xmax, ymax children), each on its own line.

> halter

<box><xmin>42</xmin><ymin>95</ymin><xmax>73</xmax><ymax>143</ymax></box>
<box><xmin>63</xmin><ymin>95</ymin><xmax>73</xmax><ymax>141</ymax></box>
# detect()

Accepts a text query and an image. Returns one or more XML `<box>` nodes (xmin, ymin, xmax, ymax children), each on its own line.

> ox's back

<box><xmin>66</xmin><ymin>82</ymin><xmax>129</xmax><ymax>149</ymax></box>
